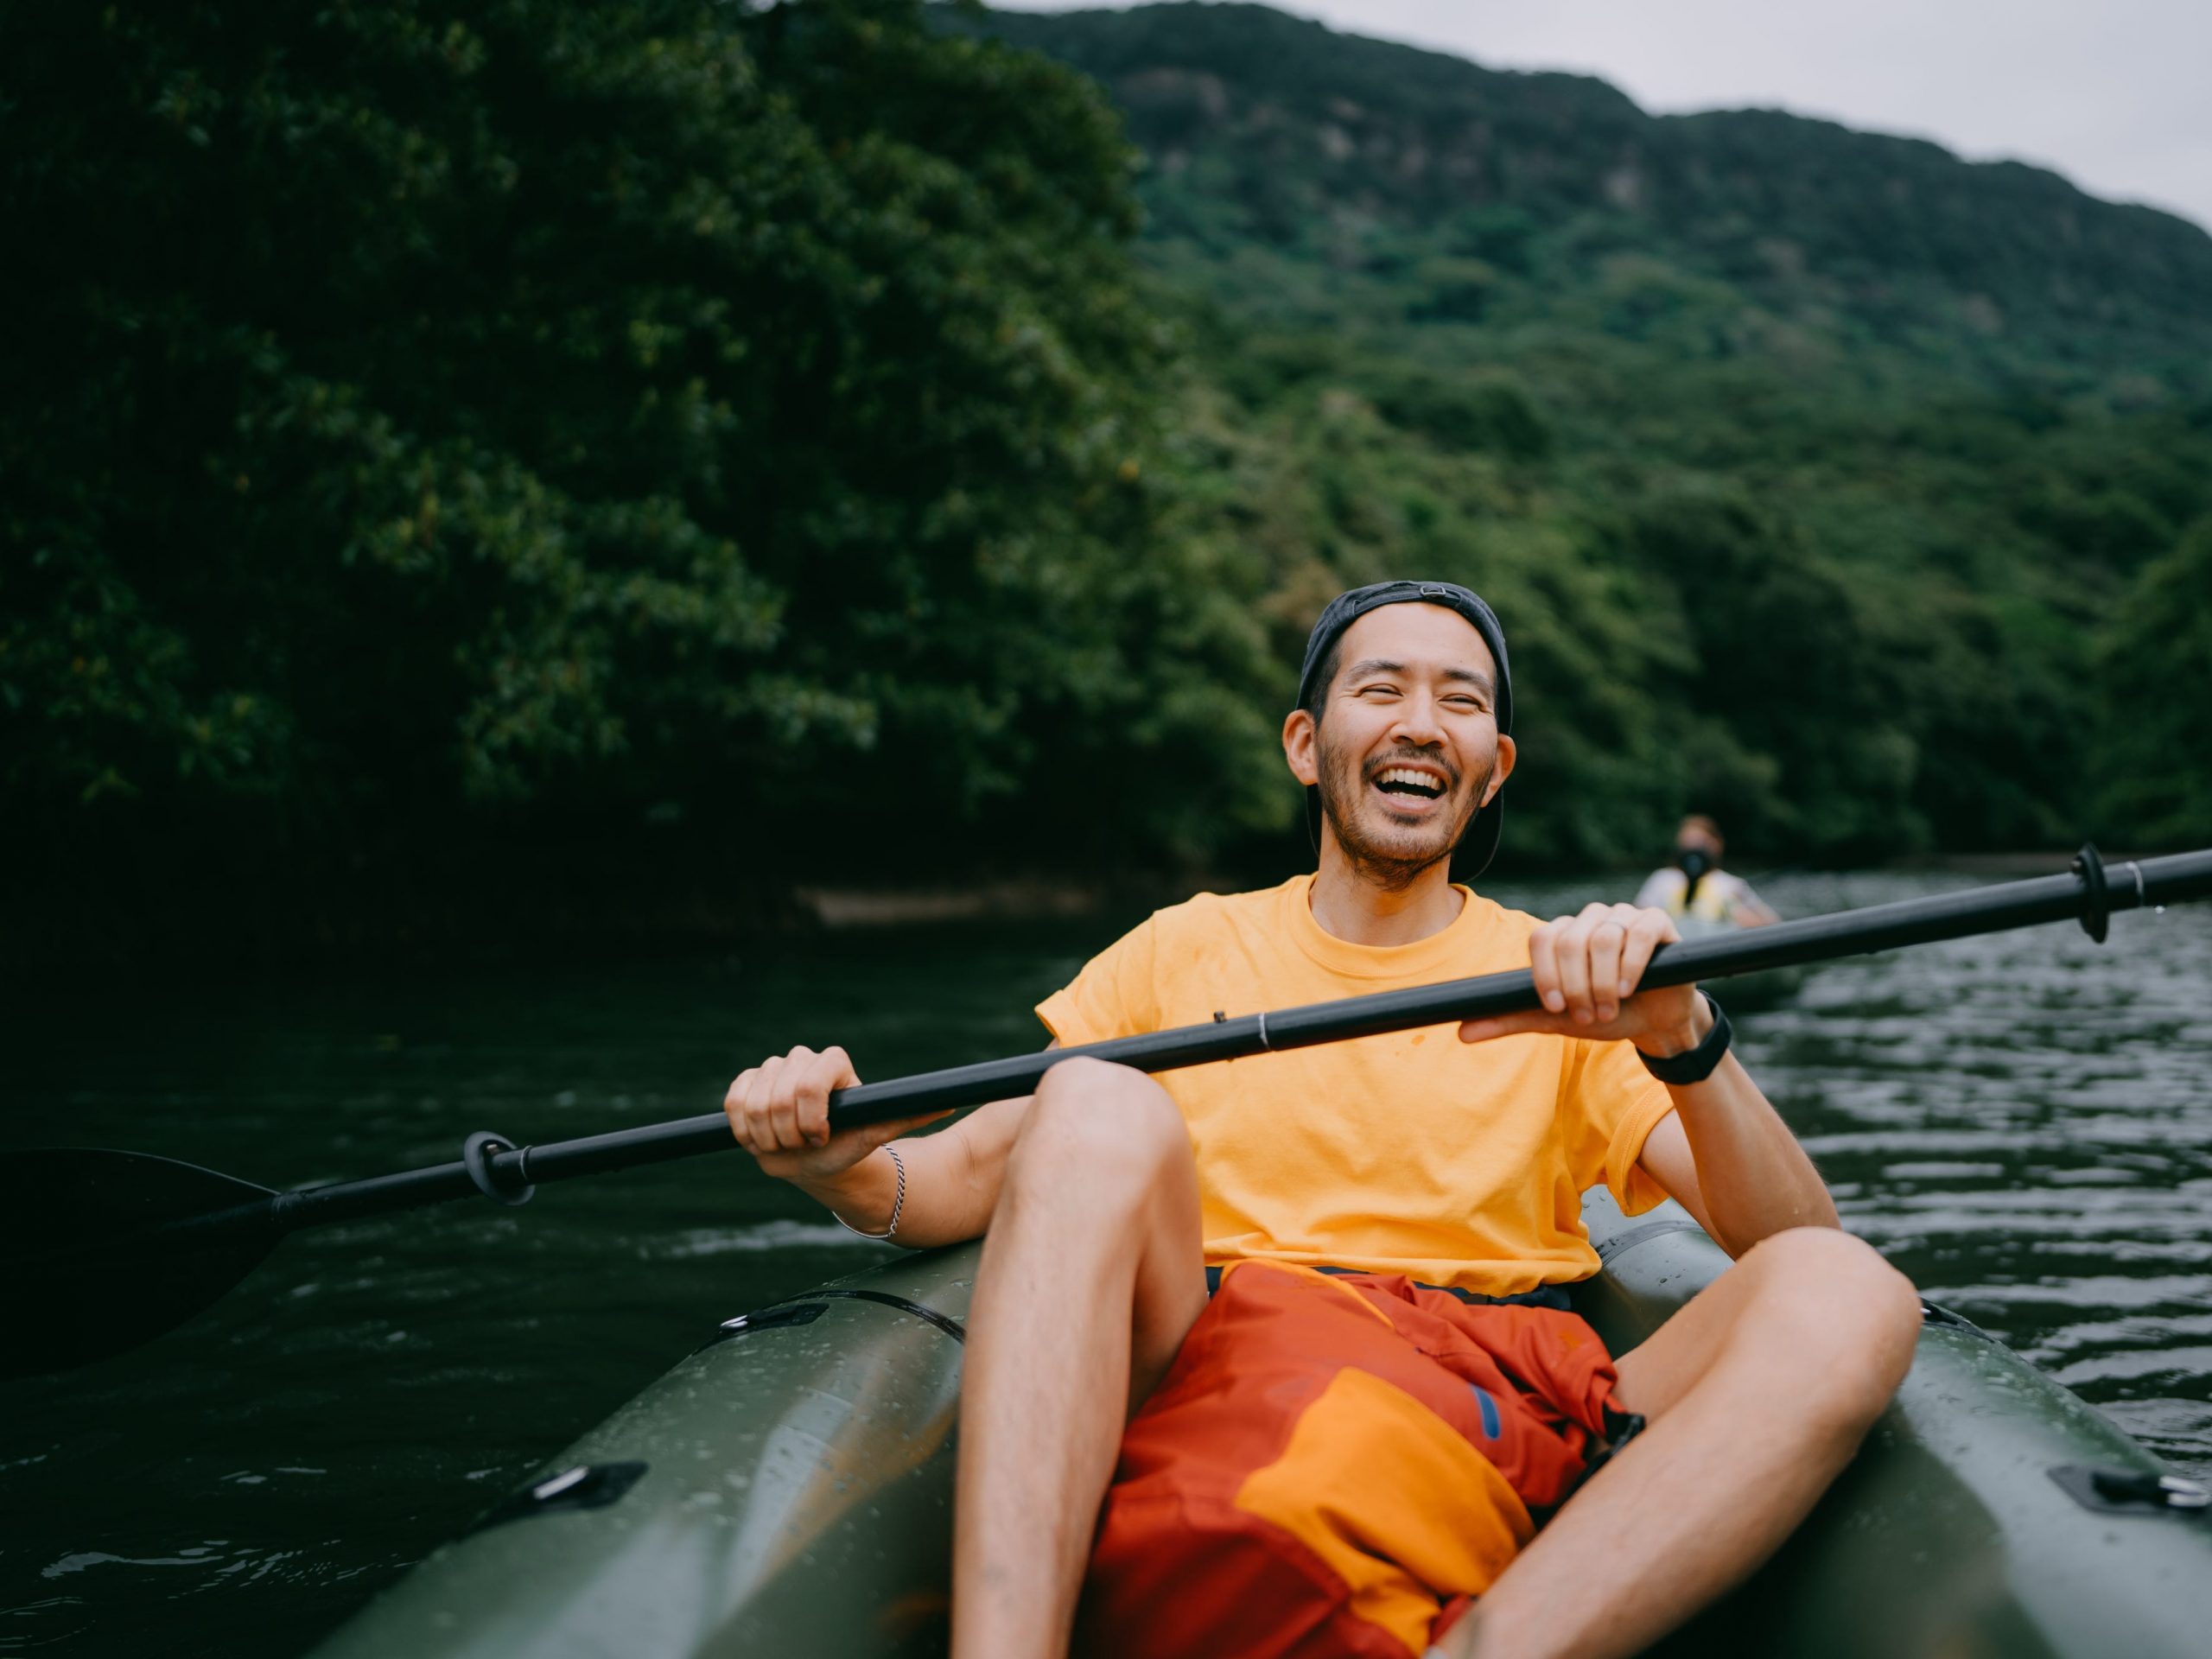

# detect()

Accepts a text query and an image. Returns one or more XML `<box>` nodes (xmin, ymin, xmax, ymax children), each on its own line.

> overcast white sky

<box><xmin>995</xmin><ymin>0</ymin><xmax>2212</xmax><ymax>232</ymax></box>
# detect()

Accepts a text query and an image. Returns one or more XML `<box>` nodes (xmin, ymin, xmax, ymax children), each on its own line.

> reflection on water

<box><xmin>1</xmin><ymin>870</ymin><xmax>2208</xmax><ymax>1654</ymax></box>
<box><xmin>1734</xmin><ymin>872</ymin><xmax>2212</xmax><ymax>1473</ymax></box>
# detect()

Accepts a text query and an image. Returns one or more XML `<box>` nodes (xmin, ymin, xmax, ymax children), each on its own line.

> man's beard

<box><xmin>1315</xmin><ymin>734</ymin><xmax>1491</xmax><ymax>893</ymax></box>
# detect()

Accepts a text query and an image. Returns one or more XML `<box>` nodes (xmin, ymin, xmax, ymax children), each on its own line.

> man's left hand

<box><xmin>1458</xmin><ymin>902</ymin><xmax>1709</xmax><ymax>1058</ymax></box>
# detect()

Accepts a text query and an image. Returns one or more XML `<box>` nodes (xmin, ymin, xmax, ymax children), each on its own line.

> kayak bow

<box><xmin>304</xmin><ymin>1193</ymin><xmax>2212</xmax><ymax>1659</ymax></box>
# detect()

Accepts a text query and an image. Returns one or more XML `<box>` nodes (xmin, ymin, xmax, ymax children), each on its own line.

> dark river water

<box><xmin>3</xmin><ymin>870</ymin><xmax>2209</xmax><ymax>1656</ymax></box>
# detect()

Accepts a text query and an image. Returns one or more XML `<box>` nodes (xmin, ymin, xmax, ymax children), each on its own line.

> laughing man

<box><xmin>725</xmin><ymin>581</ymin><xmax>1920</xmax><ymax>1659</ymax></box>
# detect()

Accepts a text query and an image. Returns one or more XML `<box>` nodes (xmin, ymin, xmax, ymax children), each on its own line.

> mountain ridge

<box><xmin>969</xmin><ymin>3</ymin><xmax>2212</xmax><ymax>382</ymax></box>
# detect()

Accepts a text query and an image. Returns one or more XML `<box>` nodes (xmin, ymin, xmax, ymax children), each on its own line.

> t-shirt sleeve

<box><xmin>1035</xmin><ymin>915</ymin><xmax>1164</xmax><ymax>1047</ymax></box>
<box><xmin>1633</xmin><ymin>868</ymin><xmax>1681</xmax><ymax>911</ymax></box>
<box><xmin>1561</xmin><ymin>1036</ymin><xmax>1676</xmax><ymax>1216</ymax></box>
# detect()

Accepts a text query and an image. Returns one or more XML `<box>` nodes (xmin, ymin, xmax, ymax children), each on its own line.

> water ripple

<box><xmin>2</xmin><ymin>873</ymin><xmax>2207</xmax><ymax>1656</ymax></box>
<box><xmin>1724</xmin><ymin>871</ymin><xmax>2212</xmax><ymax>1482</ymax></box>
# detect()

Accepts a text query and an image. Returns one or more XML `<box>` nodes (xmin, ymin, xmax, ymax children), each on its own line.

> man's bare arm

<box><xmin>1635</xmin><ymin>1062</ymin><xmax>1838</xmax><ymax>1255</ymax></box>
<box><xmin>791</xmin><ymin>1096</ymin><xmax>1030</xmax><ymax>1247</ymax></box>
<box><xmin>723</xmin><ymin>1041</ymin><xmax>1052</xmax><ymax>1248</ymax></box>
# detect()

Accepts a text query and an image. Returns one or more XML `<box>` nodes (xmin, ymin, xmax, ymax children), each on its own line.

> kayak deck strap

<box><xmin>1917</xmin><ymin>1299</ymin><xmax>2004</xmax><ymax>1343</ymax></box>
<box><xmin>703</xmin><ymin>1288</ymin><xmax>967</xmax><ymax>1353</ymax></box>
<box><xmin>468</xmin><ymin>1460</ymin><xmax>648</xmax><ymax>1534</ymax></box>
<box><xmin>814</xmin><ymin>1288</ymin><xmax>968</xmax><ymax>1342</ymax></box>
<box><xmin>2049</xmin><ymin>1463</ymin><xmax>2212</xmax><ymax>1517</ymax></box>
<box><xmin>1592</xmin><ymin>1217</ymin><xmax>1707</xmax><ymax>1268</ymax></box>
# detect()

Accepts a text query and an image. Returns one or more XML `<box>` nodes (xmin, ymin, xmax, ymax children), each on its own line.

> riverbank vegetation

<box><xmin>6</xmin><ymin>0</ymin><xmax>2209</xmax><ymax>962</ymax></box>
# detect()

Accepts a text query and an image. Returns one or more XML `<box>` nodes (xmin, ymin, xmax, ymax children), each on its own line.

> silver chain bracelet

<box><xmin>835</xmin><ymin>1143</ymin><xmax>906</xmax><ymax>1242</ymax></box>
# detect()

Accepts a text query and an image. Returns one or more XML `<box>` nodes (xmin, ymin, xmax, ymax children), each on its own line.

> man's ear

<box><xmin>1481</xmin><ymin>734</ymin><xmax>1516</xmax><ymax>805</ymax></box>
<box><xmin>1282</xmin><ymin>708</ymin><xmax>1319</xmax><ymax>785</ymax></box>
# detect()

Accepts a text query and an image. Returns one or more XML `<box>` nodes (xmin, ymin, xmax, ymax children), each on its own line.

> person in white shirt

<box><xmin>1635</xmin><ymin>816</ymin><xmax>1780</xmax><ymax>928</ymax></box>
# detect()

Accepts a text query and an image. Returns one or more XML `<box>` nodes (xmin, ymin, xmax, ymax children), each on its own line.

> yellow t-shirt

<box><xmin>1035</xmin><ymin>874</ymin><xmax>1677</xmax><ymax>1297</ymax></box>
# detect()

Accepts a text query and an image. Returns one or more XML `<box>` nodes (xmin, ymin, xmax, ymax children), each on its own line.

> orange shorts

<box><xmin>1075</xmin><ymin>1260</ymin><xmax>1634</xmax><ymax>1659</ymax></box>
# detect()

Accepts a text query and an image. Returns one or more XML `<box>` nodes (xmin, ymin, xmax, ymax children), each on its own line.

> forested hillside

<box><xmin>970</xmin><ymin>3</ymin><xmax>2212</xmax><ymax>863</ymax></box>
<box><xmin>4</xmin><ymin>0</ymin><xmax>2207</xmax><ymax>963</ymax></box>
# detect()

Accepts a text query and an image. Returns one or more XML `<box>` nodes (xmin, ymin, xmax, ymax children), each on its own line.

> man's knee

<box><xmin>1006</xmin><ymin>1058</ymin><xmax>1190</xmax><ymax>1207</ymax></box>
<box><xmin>1738</xmin><ymin>1227</ymin><xmax>1922</xmax><ymax>1421</ymax></box>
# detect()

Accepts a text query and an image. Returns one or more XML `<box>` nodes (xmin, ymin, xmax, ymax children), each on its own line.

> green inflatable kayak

<box><xmin>308</xmin><ymin>1193</ymin><xmax>2212</xmax><ymax>1659</ymax></box>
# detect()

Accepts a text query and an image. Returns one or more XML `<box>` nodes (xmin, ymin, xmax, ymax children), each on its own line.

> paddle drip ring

<box><xmin>2071</xmin><ymin>842</ymin><xmax>2111</xmax><ymax>944</ymax></box>
<box><xmin>463</xmin><ymin>1130</ymin><xmax>537</xmax><ymax>1206</ymax></box>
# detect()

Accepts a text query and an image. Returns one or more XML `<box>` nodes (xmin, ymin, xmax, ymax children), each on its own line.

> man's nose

<box><xmin>1389</xmin><ymin>690</ymin><xmax>1447</xmax><ymax>745</ymax></box>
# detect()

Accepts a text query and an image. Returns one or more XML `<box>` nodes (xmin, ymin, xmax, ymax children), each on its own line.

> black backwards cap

<box><xmin>1295</xmin><ymin>580</ymin><xmax>1514</xmax><ymax>879</ymax></box>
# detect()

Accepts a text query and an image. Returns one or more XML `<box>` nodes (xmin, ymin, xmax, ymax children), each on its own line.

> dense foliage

<box><xmin>1</xmin><ymin>0</ymin><xmax>1280</xmax><ymax>953</ymax></box>
<box><xmin>5</xmin><ymin>0</ymin><xmax>2209</xmax><ymax>958</ymax></box>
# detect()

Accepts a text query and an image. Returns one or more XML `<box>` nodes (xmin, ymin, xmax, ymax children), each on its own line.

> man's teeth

<box><xmin>1376</xmin><ymin>767</ymin><xmax>1444</xmax><ymax>797</ymax></box>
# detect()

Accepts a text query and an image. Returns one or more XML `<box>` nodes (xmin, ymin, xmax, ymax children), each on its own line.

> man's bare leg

<box><xmin>1446</xmin><ymin>1228</ymin><xmax>1923</xmax><ymax>1659</ymax></box>
<box><xmin>950</xmin><ymin>1058</ymin><xmax>1208</xmax><ymax>1659</ymax></box>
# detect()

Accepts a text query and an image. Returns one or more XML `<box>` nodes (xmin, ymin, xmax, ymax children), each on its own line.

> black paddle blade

<box><xmin>0</xmin><ymin>1148</ymin><xmax>280</xmax><ymax>1379</ymax></box>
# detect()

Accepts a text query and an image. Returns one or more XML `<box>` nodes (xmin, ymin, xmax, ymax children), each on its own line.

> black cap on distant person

<box><xmin>1296</xmin><ymin>580</ymin><xmax>1514</xmax><ymax>879</ymax></box>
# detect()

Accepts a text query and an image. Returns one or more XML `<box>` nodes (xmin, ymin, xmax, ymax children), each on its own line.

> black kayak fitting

<box><xmin>462</xmin><ymin>1130</ymin><xmax>536</xmax><ymax>1206</ymax></box>
<box><xmin>2073</xmin><ymin>841</ymin><xmax>2112</xmax><ymax>943</ymax></box>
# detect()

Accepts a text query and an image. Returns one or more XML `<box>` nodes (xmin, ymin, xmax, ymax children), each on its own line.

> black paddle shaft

<box><xmin>251</xmin><ymin>842</ymin><xmax>2212</xmax><ymax>1233</ymax></box>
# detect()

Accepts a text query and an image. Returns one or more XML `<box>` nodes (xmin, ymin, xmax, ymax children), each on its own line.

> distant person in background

<box><xmin>1637</xmin><ymin>816</ymin><xmax>1780</xmax><ymax>928</ymax></box>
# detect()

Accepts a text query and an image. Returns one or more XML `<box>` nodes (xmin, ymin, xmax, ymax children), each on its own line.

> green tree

<box><xmin>2097</xmin><ymin>518</ymin><xmax>2212</xmax><ymax>845</ymax></box>
<box><xmin>1</xmin><ymin>0</ymin><xmax>1282</xmax><ymax>948</ymax></box>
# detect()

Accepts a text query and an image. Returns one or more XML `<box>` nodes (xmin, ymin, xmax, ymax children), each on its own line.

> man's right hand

<box><xmin>722</xmin><ymin>1044</ymin><xmax>943</xmax><ymax>1190</ymax></box>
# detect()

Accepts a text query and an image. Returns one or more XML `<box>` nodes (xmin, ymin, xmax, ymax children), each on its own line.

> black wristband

<box><xmin>1637</xmin><ymin>995</ymin><xmax>1732</xmax><ymax>1085</ymax></box>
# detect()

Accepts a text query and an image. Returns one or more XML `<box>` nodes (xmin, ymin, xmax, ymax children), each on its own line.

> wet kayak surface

<box><xmin>3</xmin><ymin>871</ymin><xmax>2208</xmax><ymax>1656</ymax></box>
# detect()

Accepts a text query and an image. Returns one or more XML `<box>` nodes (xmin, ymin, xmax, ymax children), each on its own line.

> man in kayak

<box><xmin>724</xmin><ymin>581</ymin><xmax>1920</xmax><ymax>1659</ymax></box>
<box><xmin>1635</xmin><ymin>814</ymin><xmax>1781</xmax><ymax>927</ymax></box>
